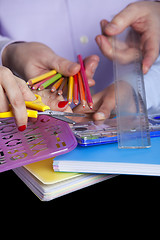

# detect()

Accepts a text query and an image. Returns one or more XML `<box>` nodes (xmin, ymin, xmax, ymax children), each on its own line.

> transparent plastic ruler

<box><xmin>112</xmin><ymin>27</ymin><xmax>151</xmax><ymax>148</ymax></box>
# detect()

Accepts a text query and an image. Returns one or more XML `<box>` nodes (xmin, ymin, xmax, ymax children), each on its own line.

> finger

<box><xmin>15</xmin><ymin>76</ymin><xmax>36</xmax><ymax>101</ymax></box>
<box><xmin>0</xmin><ymin>85</ymin><xmax>10</xmax><ymax>112</ymax></box>
<box><xmin>48</xmin><ymin>53</ymin><xmax>80</xmax><ymax>76</ymax></box>
<box><xmin>83</xmin><ymin>55</ymin><xmax>99</xmax><ymax>77</ymax></box>
<box><xmin>95</xmin><ymin>35</ymin><xmax>113</xmax><ymax>60</ymax></box>
<box><xmin>87</xmin><ymin>78</ymin><xmax>95</xmax><ymax>87</ymax></box>
<box><xmin>92</xmin><ymin>84</ymin><xmax>116</xmax><ymax>120</ymax></box>
<box><xmin>0</xmin><ymin>68</ymin><xmax>28</xmax><ymax>129</ymax></box>
<box><xmin>83</xmin><ymin>55</ymin><xmax>99</xmax><ymax>87</ymax></box>
<box><xmin>100</xmin><ymin>19</ymin><xmax>109</xmax><ymax>35</ymax></box>
<box><xmin>142</xmin><ymin>36</ymin><xmax>160</xmax><ymax>74</ymax></box>
<box><xmin>93</xmin><ymin>96</ymin><xmax>115</xmax><ymax>121</ymax></box>
<box><xmin>104</xmin><ymin>3</ymin><xmax>145</xmax><ymax>35</ymax></box>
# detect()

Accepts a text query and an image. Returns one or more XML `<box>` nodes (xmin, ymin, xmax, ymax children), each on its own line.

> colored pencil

<box><xmin>27</xmin><ymin>70</ymin><xmax>57</xmax><ymax>85</ymax></box>
<box><xmin>51</xmin><ymin>77</ymin><xmax>64</xmax><ymax>92</ymax></box>
<box><xmin>77</xmin><ymin>54</ymin><xmax>93</xmax><ymax>109</ymax></box>
<box><xmin>32</xmin><ymin>75</ymin><xmax>54</xmax><ymax>90</ymax></box>
<box><xmin>38</xmin><ymin>73</ymin><xmax>62</xmax><ymax>90</ymax></box>
<box><xmin>77</xmin><ymin>72</ymin><xmax>86</xmax><ymax>108</ymax></box>
<box><xmin>73</xmin><ymin>74</ymin><xmax>79</xmax><ymax>105</ymax></box>
<box><xmin>67</xmin><ymin>76</ymin><xmax>74</xmax><ymax>104</ymax></box>
<box><xmin>58</xmin><ymin>77</ymin><xmax>68</xmax><ymax>95</ymax></box>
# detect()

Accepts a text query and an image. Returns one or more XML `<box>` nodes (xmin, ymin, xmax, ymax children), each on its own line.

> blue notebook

<box><xmin>53</xmin><ymin>137</ymin><xmax>160</xmax><ymax>176</ymax></box>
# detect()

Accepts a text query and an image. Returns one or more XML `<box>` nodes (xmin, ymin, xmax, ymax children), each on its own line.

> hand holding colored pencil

<box><xmin>27</xmin><ymin>55</ymin><xmax>93</xmax><ymax>109</ymax></box>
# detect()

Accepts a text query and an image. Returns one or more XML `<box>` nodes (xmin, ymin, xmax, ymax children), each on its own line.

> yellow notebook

<box><xmin>24</xmin><ymin>158</ymin><xmax>81</xmax><ymax>185</ymax></box>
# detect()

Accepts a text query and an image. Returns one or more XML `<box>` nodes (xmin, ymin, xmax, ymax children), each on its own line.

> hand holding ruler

<box><xmin>112</xmin><ymin>27</ymin><xmax>151</xmax><ymax>148</ymax></box>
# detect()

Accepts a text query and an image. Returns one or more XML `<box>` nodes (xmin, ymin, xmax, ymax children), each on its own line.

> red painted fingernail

<box><xmin>18</xmin><ymin>125</ymin><xmax>26</xmax><ymax>132</ymax></box>
<box><xmin>58</xmin><ymin>101</ymin><xmax>68</xmax><ymax>108</ymax></box>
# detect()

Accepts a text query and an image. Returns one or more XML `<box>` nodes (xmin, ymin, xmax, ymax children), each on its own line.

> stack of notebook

<box><xmin>13</xmin><ymin>158</ymin><xmax>115</xmax><ymax>201</ymax></box>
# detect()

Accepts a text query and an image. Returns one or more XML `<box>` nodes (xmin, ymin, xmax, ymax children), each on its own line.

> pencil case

<box><xmin>71</xmin><ymin>115</ymin><xmax>160</xmax><ymax>146</ymax></box>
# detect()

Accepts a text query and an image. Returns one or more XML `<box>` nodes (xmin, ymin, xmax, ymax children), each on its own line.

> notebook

<box><xmin>13</xmin><ymin>158</ymin><xmax>115</xmax><ymax>201</ymax></box>
<box><xmin>53</xmin><ymin>137</ymin><xmax>160</xmax><ymax>176</ymax></box>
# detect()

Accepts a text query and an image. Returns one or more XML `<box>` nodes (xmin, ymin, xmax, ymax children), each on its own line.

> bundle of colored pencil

<box><xmin>27</xmin><ymin>55</ymin><xmax>93</xmax><ymax>109</ymax></box>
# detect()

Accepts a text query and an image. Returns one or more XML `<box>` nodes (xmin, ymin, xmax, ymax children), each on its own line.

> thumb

<box><xmin>49</xmin><ymin>54</ymin><xmax>80</xmax><ymax>77</ymax></box>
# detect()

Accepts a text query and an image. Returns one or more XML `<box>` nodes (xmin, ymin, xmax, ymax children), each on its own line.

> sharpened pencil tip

<box><xmin>73</xmin><ymin>100</ymin><xmax>79</xmax><ymax>105</ymax></box>
<box><xmin>88</xmin><ymin>102</ymin><xmax>93</xmax><ymax>109</ymax></box>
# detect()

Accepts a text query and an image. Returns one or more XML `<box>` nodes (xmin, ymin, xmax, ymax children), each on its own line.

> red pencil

<box><xmin>77</xmin><ymin>54</ymin><xmax>93</xmax><ymax>109</ymax></box>
<box><xmin>73</xmin><ymin>74</ymin><xmax>79</xmax><ymax>105</ymax></box>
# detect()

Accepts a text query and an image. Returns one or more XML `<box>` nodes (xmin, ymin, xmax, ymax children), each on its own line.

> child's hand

<box><xmin>2</xmin><ymin>42</ymin><xmax>99</xmax><ymax>87</ymax></box>
<box><xmin>96</xmin><ymin>1</ymin><xmax>160</xmax><ymax>74</ymax></box>
<box><xmin>73</xmin><ymin>81</ymin><xmax>137</xmax><ymax>121</ymax></box>
<box><xmin>73</xmin><ymin>84</ymin><xmax>115</xmax><ymax>121</ymax></box>
<box><xmin>0</xmin><ymin>66</ymin><xmax>36</xmax><ymax>130</ymax></box>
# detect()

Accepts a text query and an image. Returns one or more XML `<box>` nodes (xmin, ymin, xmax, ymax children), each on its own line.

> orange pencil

<box><xmin>51</xmin><ymin>77</ymin><xmax>64</xmax><ymax>92</ymax></box>
<box><xmin>77</xmin><ymin>72</ymin><xmax>86</xmax><ymax>108</ymax></box>
<box><xmin>73</xmin><ymin>74</ymin><xmax>79</xmax><ymax>105</ymax></box>
<box><xmin>67</xmin><ymin>76</ymin><xmax>74</xmax><ymax>104</ymax></box>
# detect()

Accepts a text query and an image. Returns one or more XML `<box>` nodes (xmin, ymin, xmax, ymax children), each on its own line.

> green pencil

<box><xmin>38</xmin><ymin>73</ymin><xmax>62</xmax><ymax>90</ymax></box>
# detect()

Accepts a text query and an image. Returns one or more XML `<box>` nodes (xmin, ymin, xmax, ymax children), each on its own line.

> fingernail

<box><xmin>142</xmin><ymin>64</ymin><xmax>149</xmax><ymax>74</ymax></box>
<box><xmin>58</xmin><ymin>101</ymin><xmax>68</xmax><ymax>108</ymax></box>
<box><xmin>101</xmin><ymin>20</ymin><xmax>107</xmax><ymax>29</ymax></box>
<box><xmin>106</xmin><ymin>23</ymin><xmax>118</xmax><ymax>33</ymax></box>
<box><xmin>94</xmin><ymin>112</ymin><xmax>106</xmax><ymax>120</ymax></box>
<box><xmin>68</xmin><ymin>63</ymin><xmax>79</xmax><ymax>73</ymax></box>
<box><xmin>18</xmin><ymin>125</ymin><xmax>26</xmax><ymax>132</ymax></box>
<box><xmin>96</xmin><ymin>36</ymin><xmax>101</xmax><ymax>47</ymax></box>
<box><xmin>90</xmin><ymin>61</ymin><xmax>97</xmax><ymax>75</ymax></box>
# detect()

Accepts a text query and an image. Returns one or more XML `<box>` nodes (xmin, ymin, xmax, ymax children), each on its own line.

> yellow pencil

<box><xmin>67</xmin><ymin>76</ymin><xmax>74</xmax><ymax>104</ymax></box>
<box><xmin>27</xmin><ymin>70</ymin><xmax>57</xmax><ymax>85</ymax></box>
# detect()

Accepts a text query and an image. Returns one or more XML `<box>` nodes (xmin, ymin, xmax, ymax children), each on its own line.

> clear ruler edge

<box><xmin>112</xmin><ymin>27</ymin><xmax>151</xmax><ymax>149</ymax></box>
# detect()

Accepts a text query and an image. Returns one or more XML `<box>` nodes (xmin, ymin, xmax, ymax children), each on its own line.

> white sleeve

<box><xmin>144</xmin><ymin>54</ymin><xmax>160</xmax><ymax>114</ymax></box>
